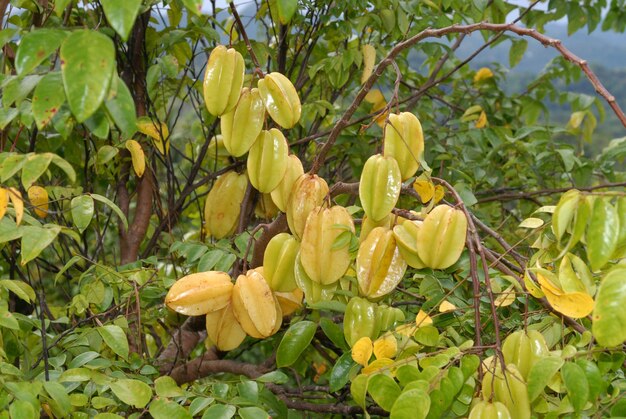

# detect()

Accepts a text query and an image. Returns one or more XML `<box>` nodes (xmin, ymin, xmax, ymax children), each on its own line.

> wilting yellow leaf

<box><xmin>439</xmin><ymin>300</ymin><xmax>456</xmax><ymax>312</ymax></box>
<box><xmin>413</xmin><ymin>178</ymin><xmax>435</xmax><ymax>204</ymax></box>
<box><xmin>362</xmin><ymin>358</ymin><xmax>395</xmax><ymax>375</ymax></box>
<box><xmin>361</xmin><ymin>44</ymin><xmax>376</xmax><ymax>84</ymax></box>
<box><xmin>536</xmin><ymin>272</ymin><xmax>563</xmax><ymax>295</ymax></box>
<box><xmin>137</xmin><ymin>117</ymin><xmax>169</xmax><ymax>155</ymax></box>
<box><xmin>364</xmin><ymin>89</ymin><xmax>385</xmax><ymax>105</ymax></box>
<box><xmin>495</xmin><ymin>285</ymin><xmax>516</xmax><ymax>307</ymax></box>
<box><xmin>395</xmin><ymin>323</ymin><xmax>416</xmax><ymax>336</ymax></box>
<box><xmin>28</xmin><ymin>185</ymin><xmax>48</xmax><ymax>218</ymax></box>
<box><xmin>125</xmin><ymin>139</ymin><xmax>145</xmax><ymax>178</ymax></box>
<box><xmin>373</xmin><ymin>335</ymin><xmax>397</xmax><ymax>360</ymax></box>
<box><xmin>433</xmin><ymin>185</ymin><xmax>445</xmax><ymax>204</ymax></box>
<box><xmin>0</xmin><ymin>188</ymin><xmax>8</xmax><ymax>220</ymax></box>
<box><xmin>474</xmin><ymin>67</ymin><xmax>494</xmax><ymax>83</ymax></box>
<box><xmin>524</xmin><ymin>273</ymin><xmax>545</xmax><ymax>298</ymax></box>
<box><xmin>475</xmin><ymin>111</ymin><xmax>488</xmax><ymax>128</ymax></box>
<box><xmin>351</xmin><ymin>336</ymin><xmax>373</xmax><ymax>367</ymax></box>
<box><xmin>8</xmin><ymin>188</ymin><xmax>23</xmax><ymax>226</ymax></box>
<box><xmin>541</xmin><ymin>286</ymin><xmax>594</xmax><ymax>319</ymax></box>
<box><xmin>415</xmin><ymin>309</ymin><xmax>433</xmax><ymax>327</ymax></box>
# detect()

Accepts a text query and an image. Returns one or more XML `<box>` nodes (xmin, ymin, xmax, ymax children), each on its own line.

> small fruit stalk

<box><xmin>300</xmin><ymin>205</ymin><xmax>355</xmax><ymax>285</ymax></box>
<box><xmin>258</xmin><ymin>72</ymin><xmax>301</xmax><ymax>128</ymax></box>
<box><xmin>203</xmin><ymin>45</ymin><xmax>245</xmax><ymax>116</ymax></box>
<box><xmin>204</xmin><ymin>171</ymin><xmax>248</xmax><ymax>239</ymax></box>
<box><xmin>359</xmin><ymin>154</ymin><xmax>402</xmax><ymax>222</ymax></box>
<box><xmin>383</xmin><ymin>112</ymin><xmax>424</xmax><ymax>181</ymax></box>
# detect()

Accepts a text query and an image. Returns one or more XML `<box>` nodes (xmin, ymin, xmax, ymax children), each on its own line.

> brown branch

<box><xmin>309</xmin><ymin>22</ymin><xmax>626</xmax><ymax>174</ymax></box>
<box><xmin>476</xmin><ymin>182</ymin><xmax>626</xmax><ymax>204</ymax></box>
<box><xmin>250</xmin><ymin>213</ymin><xmax>288</xmax><ymax>268</ymax></box>
<box><xmin>229</xmin><ymin>1</ymin><xmax>263</xmax><ymax>78</ymax></box>
<box><xmin>155</xmin><ymin>316</ymin><xmax>208</xmax><ymax>374</ymax></box>
<box><xmin>169</xmin><ymin>352</ymin><xmax>266</xmax><ymax>385</ymax></box>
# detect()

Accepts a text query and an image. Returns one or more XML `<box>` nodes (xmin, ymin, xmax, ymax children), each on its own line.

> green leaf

<box><xmin>593</xmin><ymin>268</ymin><xmax>626</xmax><ymax>347</ymax></box>
<box><xmin>276</xmin><ymin>0</ymin><xmax>298</xmax><ymax>24</ymax></box>
<box><xmin>15</xmin><ymin>29</ymin><xmax>68</xmax><ymax>75</ymax></box>
<box><xmin>329</xmin><ymin>352</ymin><xmax>355</xmax><ymax>392</ymax></box>
<box><xmin>509</xmin><ymin>39</ymin><xmax>528</xmax><ymax>68</ymax></box>
<box><xmin>395</xmin><ymin>365</ymin><xmax>420</xmax><ymax>387</ymax></box>
<box><xmin>319</xmin><ymin>317</ymin><xmax>348</xmax><ymax>350</ymax></box>
<box><xmin>9</xmin><ymin>400</ymin><xmax>37</xmax><ymax>419</ymax></box>
<box><xmin>256</xmin><ymin>370</ymin><xmax>289</xmax><ymax>384</ymax></box>
<box><xmin>576</xmin><ymin>359</ymin><xmax>604</xmax><ymax>401</ymax></box>
<box><xmin>84</xmin><ymin>109</ymin><xmax>110</xmax><ymax>139</ymax></box>
<box><xmin>100</xmin><ymin>0</ymin><xmax>142</xmax><ymax>41</ymax></box>
<box><xmin>201</xmin><ymin>404</ymin><xmax>236</xmax><ymax>419</ymax></box>
<box><xmin>181</xmin><ymin>0</ymin><xmax>203</xmax><ymax>16</ymax></box>
<box><xmin>0</xmin><ymin>308</ymin><xmax>20</xmax><ymax>329</ymax></box>
<box><xmin>20</xmin><ymin>226</ymin><xmax>61</xmax><ymax>265</ymax></box>
<box><xmin>561</xmin><ymin>362</ymin><xmax>589</xmax><ymax>412</ymax></box>
<box><xmin>98</xmin><ymin>325</ymin><xmax>129</xmax><ymax>359</ymax></box>
<box><xmin>460</xmin><ymin>354</ymin><xmax>480</xmax><ymax>379</ymax></box>
<box><xmin>155</xmin><ymin>376</ymin><xmax>184</xmax><ymax>398</ymax></box>
<box><xmin>0</xmin><ymin>108</ymin><xmax>19</xmax><ymax>129</ymax></box>
<box><xmin>527</xmin><ymin>356</ymin><xmax>564</xmax><ymax>402</ymax></box>
<box><xmin>552</xmin><ymin>189</ymin><xmax>580</xmax><ymax>243</ymax></box>
<box><xmin>238</xmin><ymin>407</ymin><xmax>270</xmax><ymax>419</ymax></box>
<box><xmin>60</xmin><ymin>30</ymin><xmax>115</xmax><ymax>122</ymax></box>
<box><xmin>3</xmin><ymin>75</ymin><xmax>42</xmax><ymax>108</ymax></box>
<box><xmin>43</xmin><ymin>381</ymin><xmax>72</xmax><ymax>417</ymax></box>
<box><xmin>390</xmin><ymin>388</ymin><xmax>430</xmax><ymax>419</ymax></box>
<box><xmin>189</xmin><ymin>397</ymin><xmax>215</xmax><ymax>416</ymax></box>
<box><xmin>91</xmin><ymin>193</ymin><xmax>128</xmax><ymax>230</ymax></box>
<box><xmin>0</xmin><ymin>28</ymin><xmax>17</xmax><ymax>48</ymax></box>
<box><xmin>414</xmin><ymin>325</ymin><xmax>439</xmax><ymax>346</ymax></box>
<box><xmin>276</xmin><ymin>320</ymin><xmax>317</xmax><ymax>367</ymax></box>
<box><xmin>32</xmin><ymin>72</ymin><xmax>65</xmax><ymax>130</ymax></box>
<box><xmin>105</xmin><ymin>75</ymin><xmax>137</xmax><ymax>137</ymax></box>
<box><xmin>368</xmin><ymin>373</ymin><xmax>401</xmax><ymax>411</ymax></box>
<box><xmin>587</xmin><ymin>198</ymin><xmax>619</xmax><ymax>271</ymax></box>
<box><xmin>110</xmin><ymin>379</ymin><xmax>152</xmax><ymax>408</ymax></box>
<box><xmin>149</xmin><ymin>399</ymin><xmax>192</xmax><ymax>419</ymax></box>
<box><xmin>350</xmin><ymin>374</ymin><xmax>369</xmax><ymax>409</ymax></box>
<box><xmin>21</xmin><ymin>153</ymin><xmax>53</xmax><ymax>189</ymax></box>
<box><xmin>50</xmin><ymin>154</ymin><xmax>76</xmax><ymax>183</ymax></box>
<box><xmin>71</xmin><ymin>195</ymin><xmax>94</xmax><ymax>233</ymax></box>
<box><xmin>0</xmin><ymin>279</ymin><xmax>36</xmax><ymax>303</ymax></box>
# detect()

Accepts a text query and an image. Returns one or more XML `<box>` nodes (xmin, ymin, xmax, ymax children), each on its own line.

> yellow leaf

<box><xmin>475</xmin><ymin>111</ymin><xmax>488</xmax><ymax>129</ymax></box>
<box><xmin>361</xmin><ymin>44</ymin><xmax>376</xmax><ymax>84</ymax></box>
<box><xmin>373</xmin><ymin>335</ymin><xmax>397</xmax><ymax>360</ymax></box>
<box><xmin>137</xmin><ymin>117</ymin><xmax>169</xmax><ymax>155</ymax></box>
<box><xmin>0</xmin><ymin>188</ymin><xmax>7</xmax><ymax>220</ymax></box>
<box><xmin>395</xmin><ymin>323</ymin><xmax>416</xmax><ymax>337</ymax></box>
<box><xmin>364</xmin><ymin>89</ymin><xmax>385</xmax><ymax>105</ymax></box>
<box><xmin>536</xmin><ymin>272</ymin><xmax>563</xmax><ymax>295</ymax></box>
<box><xmin>28</xmin><ymin>185</ymin><xmax>48</xmax><ymax>218</ymax></box>
<box><xmin>439</xmin><ymin>300</ymin><xmax>456</xmax><ymax>312</ymax></box>
<box><xmin>125</xmin><ymin>139</ymin><xmax>146</xmax><ymax>178</ymax></box>
<box><xmin>362</xmin><ymin>357</ymin><xmax>395</xmax><ymax>375</ymax></box>
<box><xmin>541</xmin><ymin>286</ymin><xmax>594</xmax><ymax>319</ymax></box>
<box><xmin>415</xmin><ymin>309</ymin><xmax>433</xmax><ymax>327</ymax></box>
<box><xmin>473</xmin><ymin>67</ymin><xmax>494</xmax><ymax>83</ymax></box>
<box><xmin>524</xmin><ymin>272</ymin><xmax>544</xmax><ymax>298</ymax></box>
<box><xmin>351</xmin><ymin>336</ymin><xmax>373</xmax><ymax>367</ymax></box>
<box><xmin>433</xmin><ymin>185</ymin><xmax>445</xmax><ymax>204</ymax></box>
<box><xmin>8</xmin><ymin>188</ymin><xmax>23</xmax><ymax>226</ymax></box>
<box><xmin>413</xmin><ymin>178</ymin><xmax>435</xmax><ymax>204</ymax></box>
<box><xmin>495</xmin><ymin>285</ymin><xmax>516</xmax><ymax>308</ymax></box>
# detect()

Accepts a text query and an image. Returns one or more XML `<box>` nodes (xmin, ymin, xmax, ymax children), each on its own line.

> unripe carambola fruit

<box><xmin>416</xmin><ymin>205</ymin><xmax>467</xmax><ymax>269</ymax></box>
<box><xmin>270</xmin><ymin>154</ymin><xmax>304</xmax><ymax>212</ymax></box>
<box><xmin>383</xmin><ymin>112</ymin><xmax>424</xmax><ymax>180</ymax></box>
<box><xmin>204</xmin><ymin>171</ymin><xmax>248</xmax><ymax>239</ymax></box>
<box><xmin>392</xmin><ymin>220</ymin><xmax>426</xmax><ymax>269</ymax></box>
<box><xmin>247</xmin><ymin>128</ymin><xmax>289</xmax><ymax>193</ymax></box>
<box><xmin>359</xmin><ymin>214</ymin><xmax>393</xmax><ymax>244</ymax></box>
<box><xmin>254</xmin><ymin>193</ymin><xmax>280</xmax><ymax>220</ymax></box>
<box><xmin>205</xmin><ymin>303</ymin><xmax>247</xmax><ymax>351</ymax></box>
<box><xmin>221</xmin><ymin>87</ymin><xmax>265</xmax><ymax>157</ymax></box>
<box><xmin>294</xmin><ymin>252</ymin><xmax>337</xmax><ymax>304</ymax></box>
<box><xmin>165</xmin><ymin>271</ymin><xmax>233</xmax><ymax>316</ymax></box>
<box><xmin>258</xmin><ymin>72</ymin><xmax>301</xmax><ymax>129</ymax></box>
<box><xmin>286</xmin><ymin>174</ymin><xmax>329</xmax><ymax>240</ymax></box>
<box><xmin>501</xmin><ymin>329</ymin><xmax>549</xmax><ymax>381</ymax></box>
<box><xmin>482</xmin><ymin>357</ymin><xmax>531</xmax><ymax>419</ymax></box>
<box><xmin>203</xmin><ymin>45</ymin><xmax>245</xmax><ymax>116</ymax></box>
<box><xmin>206</xmin><ymin>135</ymin><xmax>231</xmax><ymax>169</ymax></box>
<box><xmin>359</xmin><ymin>154</ymin><xmax>402</xmax><ymax>222</ymax></box>
<box><xmin>232</xmin><ymin>268</ymin><xmax>280</xmax><ymax>338</ymax></box>
<box><xmin>343</xmin><ymin>296</ymin><xmax>381</xmax><ymax>347</ymax></box>
<box><xmin>263</xmin><ymin>232</ymin><xmax>300</xmax><ymax>292</ymax></box>
<box><xmin>357</xmin><ymin>227</ymin><xmax>407</xmax><ymax>298</ymax></box>
<box><xmin>300</xmin><ymin>205</ymin><xmax>355</xmax><ymax>285</ymax></box>
<box><xmin>468</xmin><ymin>400</ymin><xmax>512</xmax><ymax>419</ymax></box>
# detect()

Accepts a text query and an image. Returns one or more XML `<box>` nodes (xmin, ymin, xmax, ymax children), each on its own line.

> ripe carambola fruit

<box><xmin>263</xmin><ymin>232</ymin><xmax>300</xmax><ymax>292</ymax></box>
<box><xmin>300</xmin><ymin>206</ymin><xmax>355</xmax><ymax>285</ymax></box>
<box><xmin>416</xmin><ymin>205</ymin><xmax>467</xmax><ymax>269</ymax></box>
<box><xmin>203</xmin><ymin>45</ymin><xmax>245</xmax><ymax>116</ymax></box>
<box><xmin>247</xmin><ymin>128</ymin><xmax>289</xmax><ymax>193</ymax></box>
<box><xmin>257</xmin><ymin>72</ymin><xmax>301</xmax><ymax>129</ymax></box>
<box><xmin>286</xmin><ymin>174</ymin><xmax>329</xmax><ymax>240</ymax></box>
<box><xmin>343</xmin><ymin>296</ymin><xmax>381</xmax><ymax>347</ymax></box>
<box><xmin>205</xmin><ymin>303</ymin><xmax>247</xmax><ymax>351</ymax></box>
<box><xmin>359</xmin><ymin>154</ymin><xmax>402</xmax><ymax>222</ymax></box>
<box><xmin>271</xmin><ymin>154</ymin><xmax>304</xmax><ymax>212</ymax></box>
<box><xmin>221</xmin><ymin>87</ymin><xmax>265</xmax><ymax>157</ymax></box>
<box><xmin>232</xmin><ymin>268</ymin><xmax>281</xmax><ymax>338</ymax></box>
<box><xmin>501</xmin><ymin>329</ymin><xmax>549</xmax><ymax>381</ymax></box>
<box><xmin>468</xmin><ymin>400</ymin><xmax>512</xmax><ymax>419</ymax></box>
<box><xmin>392</xmin><ymin>220</ymin><xmax>426</xmax><ymax>269</ymax></box>
<box><xmin>204</xmin><ymin>171</ymin><xmax>248</xmax><ymax>239</ymax></box>
<box><xmin>383</xmin><ymin>112</ymin><xmax>424</xmax><ymax>181</ymax></box>
<box><xmin>275</xmin><ymin>288</ymin><xmax>303</xmax><ymax>316</ymax></box>
<box><xmin>356</xmin><ymin>227</ymin><xmax>407</xmax><ymax>298</ymax></box>
<box><xmin>165</xmin><ymin>271</ymin><xmax>233</xmax><ymax>316</ymax></box>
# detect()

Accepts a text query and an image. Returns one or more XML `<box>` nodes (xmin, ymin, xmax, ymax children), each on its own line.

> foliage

<box><xmin>1</xmin><ymin>0</ymin><xmax>626</xmax><ymax>417</ymax></box>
